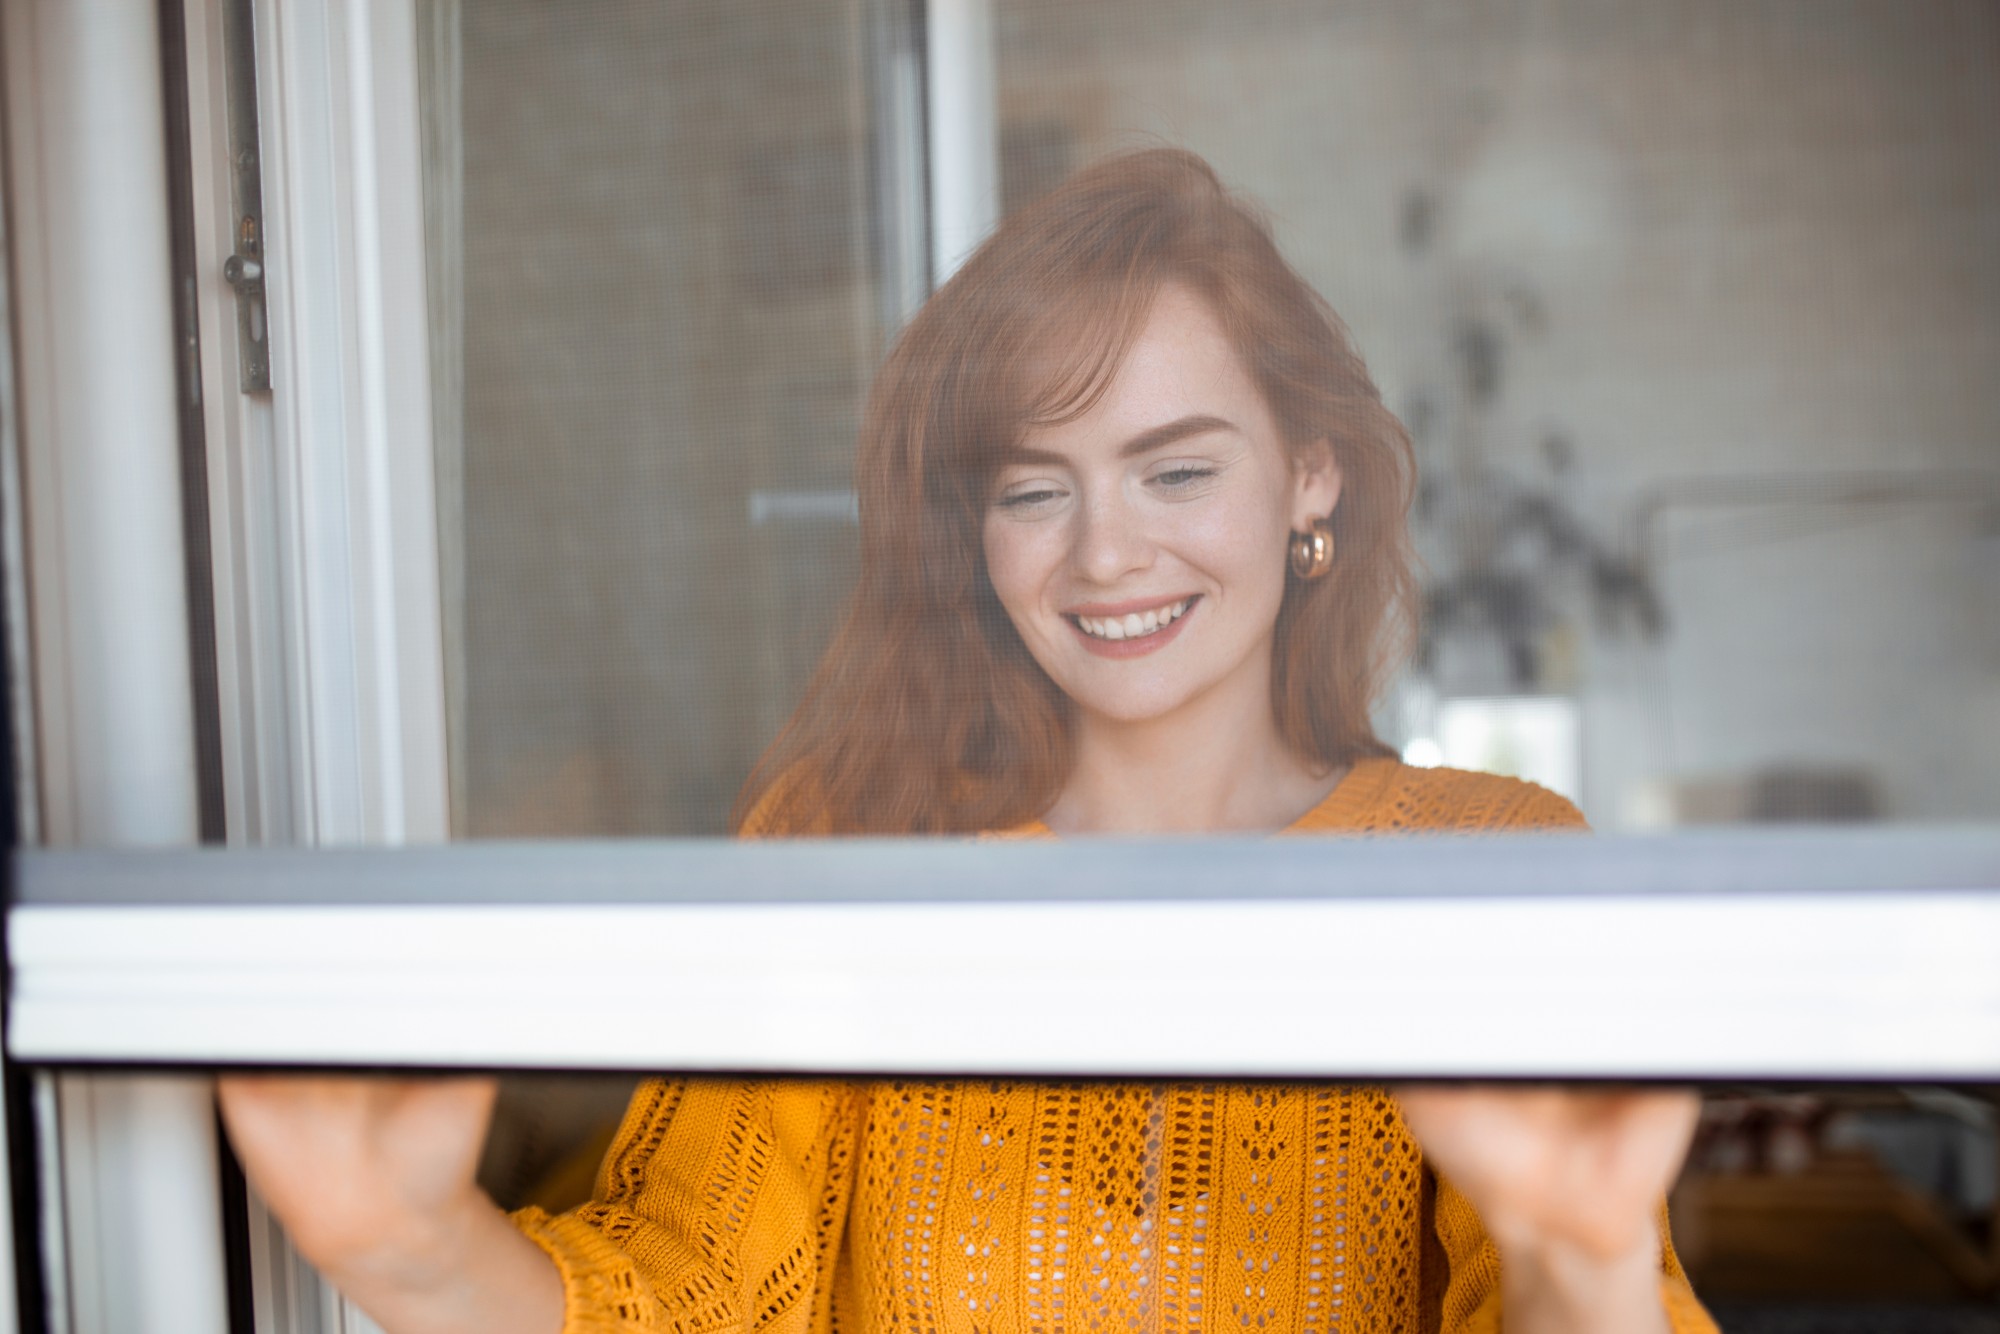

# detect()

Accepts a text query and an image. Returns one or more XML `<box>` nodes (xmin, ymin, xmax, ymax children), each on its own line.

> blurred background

<box><xmin>411</xmin><ymin>1</ymin><xmax>1999</xmax><ymax>1325</ymax></box>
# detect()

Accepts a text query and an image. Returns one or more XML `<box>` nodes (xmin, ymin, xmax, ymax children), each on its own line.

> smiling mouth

<box><xmin>1068</xmin><ymin>597</ymin><xmax>1195</xmax><ymax>643</ymax></box>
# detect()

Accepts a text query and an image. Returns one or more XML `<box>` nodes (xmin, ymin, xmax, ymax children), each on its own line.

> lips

<box><xmin>1064</xmin><ymin>595</ymin><xmax>1200</xmax><ymax>657</ymax></box>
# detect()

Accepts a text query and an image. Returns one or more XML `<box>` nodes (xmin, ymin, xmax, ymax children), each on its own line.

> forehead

<box><xmin>1014</xmin><ymin>284</ymin><xmax>1268</xmax><ymax>452</ymax></box>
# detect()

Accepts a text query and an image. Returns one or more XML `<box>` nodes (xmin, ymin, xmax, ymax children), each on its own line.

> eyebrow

<box><xmin>1005</xmin><ymin>414</ymin><xmax>1240</xmax><ymax>467</ymax></box>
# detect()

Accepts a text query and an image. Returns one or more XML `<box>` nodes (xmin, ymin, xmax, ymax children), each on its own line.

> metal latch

<box><xmin>223</xmin><ymin>218</ymin><xmax>267</xmax><ymax>391</ymax></box>
<box><xmin>222</xmin><ymin>0</ymin><xmax>270</xmax><ymax>392</ymax></box>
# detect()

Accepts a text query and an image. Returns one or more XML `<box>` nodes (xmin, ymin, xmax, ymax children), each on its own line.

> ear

<box><xmin>1290</xmin><ymin>439</ymin><xmax>1342</xmax><ymax>530</ymax></box>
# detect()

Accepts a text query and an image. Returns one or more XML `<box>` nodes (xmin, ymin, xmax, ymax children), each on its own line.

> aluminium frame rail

<box><xmin>8</xmin><ymin>827</ymin><xmax>2000</xmax><ymax>1081</ymax></box>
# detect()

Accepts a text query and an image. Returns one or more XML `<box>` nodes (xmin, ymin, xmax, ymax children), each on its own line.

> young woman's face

<box><xmin>982</xmin><ymin>284</ymin><xmax>1339</xmax><ymax>728</ymax></box>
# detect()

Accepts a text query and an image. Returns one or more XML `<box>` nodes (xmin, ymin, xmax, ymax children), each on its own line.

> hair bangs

<box><xmin>1014</xmin><ymin>271</ymin><xmax>1159</xmax><ymax>434</ymax></box>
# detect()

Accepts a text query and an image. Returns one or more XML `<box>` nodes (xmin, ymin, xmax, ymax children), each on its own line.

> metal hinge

<box><xmin>221</xmin><ymin>0</ymin><xmax>269</xmax><ymax>392</ymax></box>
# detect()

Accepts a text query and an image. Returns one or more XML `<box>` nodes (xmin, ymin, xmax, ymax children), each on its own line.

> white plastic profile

<box><xmin>12</xmin><ymin>831</ymin><xmax>2000</xmax><ymax>1080</ymax></box>
<box><xmin>0</xmin><ymin>2</ymin><xmax>232</xmax><ymax>1332</ymax></box>
<box><xmin>4</xmin><ymin>0</ymin><xmax>198</xmax><ymax>849</ymax></box>
<box><xmin>248</xmin><ymin>0</ymin><xmax>451</xmax><ymax>849</ymax></box>
<box><xmin>926</xmin><ymin>0</ymin><xmax>1001</xmax><ymax>284</ymax></box>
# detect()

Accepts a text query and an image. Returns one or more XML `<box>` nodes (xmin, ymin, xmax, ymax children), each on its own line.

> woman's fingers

<box><xmin>1393</xmin><ymin>1084</ymin><xmax>1700</xmax><ymax>1260</ymax></box>
<box><xmin>216</xmin><ymin>1075</ymin><xmax>499</xmax><ymax>1273</ymax></box>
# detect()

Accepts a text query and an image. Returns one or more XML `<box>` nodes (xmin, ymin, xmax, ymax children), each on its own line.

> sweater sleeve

<box><xmin>1432</xmin><ymin>1176</ymin><xmax>1718</xmax><ymax>1333</ymax></box>
<box><xmin>510</xmin><ymin>1078</ymin><xmax>860</xmax><ymax>1334</ymax></box>
<box><xmin>1502</xmin><ymin>780</ymin><xmax>1590</xmax><ymax>834</ymax></box>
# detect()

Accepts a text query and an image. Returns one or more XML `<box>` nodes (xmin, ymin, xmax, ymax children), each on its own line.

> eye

<box><xmin>1151</xmin><ymin>464</ymin><xmax>1220</xmax><ymax>491</ymax></box>
<box><xmin>993</xmin><ymin>483</ymin><xmax>1067</xmax><ymax>512</ymax></box>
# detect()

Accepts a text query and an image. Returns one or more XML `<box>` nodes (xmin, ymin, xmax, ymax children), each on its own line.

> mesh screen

<box><xmin>423</xmin><ymin>0</ymin><xmax>2000</xmax><ymax>838</ymax></box>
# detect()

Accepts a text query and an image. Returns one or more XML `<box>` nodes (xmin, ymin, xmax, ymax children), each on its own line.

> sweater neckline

<box><xmin>997</xmin><ymin>754</ymin><xmax>1400</xmax><ymax>839</ymax></box>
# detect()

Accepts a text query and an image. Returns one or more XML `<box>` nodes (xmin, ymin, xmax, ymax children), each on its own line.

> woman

<box><xmin>221</xmin><ymin>149</ymin><xmax>1714</xmax><ymax>1333</ymax></box>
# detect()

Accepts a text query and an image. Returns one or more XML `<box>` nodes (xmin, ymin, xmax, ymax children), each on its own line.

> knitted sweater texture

<box><xmin>512</xmin><ymin>759</ymin><xmax>1716</xmax><ymax>1333</ymax></box>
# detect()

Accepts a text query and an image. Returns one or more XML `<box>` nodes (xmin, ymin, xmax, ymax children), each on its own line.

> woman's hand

<box><xmin>1393</xmin><ymin>1084</ymin><xmax>1700</xmax><ymax>1333</ymax></box>
<box><xmin>216</xmin><ymin>1075</ymin><xmax>563</xmax><ymax>1334</ymax></box>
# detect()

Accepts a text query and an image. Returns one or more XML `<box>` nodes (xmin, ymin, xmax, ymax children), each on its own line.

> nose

<box><xmin>1072</xmin><ymin>486</ymin><xmax>1154</xmax><ymax>586</ymax></box>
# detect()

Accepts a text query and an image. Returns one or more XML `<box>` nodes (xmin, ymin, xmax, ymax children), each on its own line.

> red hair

<box><xmin>735</xmin><ymin>148</ymin><xmax>1416</xmax><ymax>834</ymax></box>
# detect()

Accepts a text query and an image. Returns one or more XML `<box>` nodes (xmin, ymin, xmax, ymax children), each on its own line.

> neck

<box><xmin>1047</xmin><ymin>669</ymin><xmax>1341</xmax><ymax>835</ymax></box>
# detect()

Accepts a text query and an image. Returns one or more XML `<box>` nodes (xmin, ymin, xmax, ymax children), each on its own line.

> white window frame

<box><xmin>188</xmin><ymin>0</ymin><xmax>450</xmax><ymax>851</ymax></box>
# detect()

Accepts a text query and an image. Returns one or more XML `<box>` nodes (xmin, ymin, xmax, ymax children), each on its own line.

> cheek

<box><xmin>981</xmin><ymin>517</ymin><xmax>1056</xmax><ymax>621</ymax></box>
<box><xmin>1178</xmin><ymin>489</ymin><xmax>1292</xmax><ymax>586</ymax></box>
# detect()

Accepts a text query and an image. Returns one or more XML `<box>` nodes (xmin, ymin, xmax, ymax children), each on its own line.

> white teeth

<box><xmin>1074</xmin><ymin>599</ymin><xmax>1190</xmax><ymax>642</ymax></box>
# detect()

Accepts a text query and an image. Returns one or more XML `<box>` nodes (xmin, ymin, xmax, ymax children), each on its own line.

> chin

<box><xmin>1056</xmin><ymin>674</ymin><xmax>1204</xmax><ymax>726</ymax></box>
<box><xmin>1074</xmin><ymin>699</ymin><xmax>1180</xmax><ymax>726</ymax></box>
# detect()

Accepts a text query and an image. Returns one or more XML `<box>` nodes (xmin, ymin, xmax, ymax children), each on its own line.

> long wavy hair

<box><xmin>734</xmin><ymin>148</ymin><xmax>1417</xmax><ymax>834</ymax></box>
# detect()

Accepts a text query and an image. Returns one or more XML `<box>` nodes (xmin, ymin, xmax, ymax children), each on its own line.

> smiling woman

<box><xmin>219</xmin><ymin>150</ymin><xmax>1716</xmax><ymax>1334</ymax></box>
<box><xmin>737</xmin><ymin>149</ymin><xmax>1418</xmax><ymax>838</ymax></box>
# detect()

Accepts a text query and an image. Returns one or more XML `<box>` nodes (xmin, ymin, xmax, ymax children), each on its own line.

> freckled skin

<box><xmin>982</xmin><ymin>283</ymin><xmax>1339</xmax><ymax>731</ymax></box>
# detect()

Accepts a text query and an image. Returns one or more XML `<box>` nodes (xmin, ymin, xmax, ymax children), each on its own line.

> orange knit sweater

<box><xmin>512</xmin><ymin>759</ymin><xmax>1717</xmax><ymax>1333</ymax></box>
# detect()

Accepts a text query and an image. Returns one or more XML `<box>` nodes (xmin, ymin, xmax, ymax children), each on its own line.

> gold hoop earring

<box><xmin>1288</xmin><ymin>522</ymin><xmax>1334</xmax><ymax>580</ymax></box>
